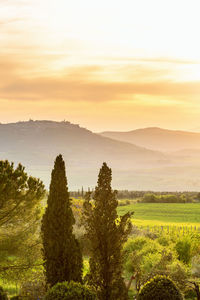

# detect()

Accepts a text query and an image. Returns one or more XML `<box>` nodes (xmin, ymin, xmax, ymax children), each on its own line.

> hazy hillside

<box><xmin>0</xmin><ymin>120</ymin><xmax>170</xmax><ymax>189</ymax></box>
<box><xmin>100</xmin><ymin>127</ymin><xmax>200</xmax><ymax>152</ymax></box>
<box><xmin>1</xmin><ymin>121</ymin><xmax>200</xmax><ymax>191</ymax></box>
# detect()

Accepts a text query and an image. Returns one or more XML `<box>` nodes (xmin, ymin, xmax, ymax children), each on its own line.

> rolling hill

<box><xmin>100</xmin><ymin>127</ymin><xmax>200</xmax><ymax>152</ymax></box>
<box><xmin>0</xmin><ymin>120</ymin><xmax>169</xmax><ymax>189</ymax></box>
<box><xmin>1</xmin><ymin>121</ymin><xmax>200</xmax><ymax>191</ymax></box>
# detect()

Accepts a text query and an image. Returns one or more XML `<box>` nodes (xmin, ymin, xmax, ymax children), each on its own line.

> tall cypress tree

<box><xmin>41</xmin><ymin>154</ymin><xmax>83</xmax><ymax>287</ymax></box>
<box><xmin>83</xmin><ymin>162</ymin><xmax>133</xmax><ymax>300</ymax></box>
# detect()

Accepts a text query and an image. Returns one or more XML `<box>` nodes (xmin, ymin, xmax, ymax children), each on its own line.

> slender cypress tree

<box><xmin>83</xmin><ymin>162</ymin><xmax>133</xmax><ymax>300</ymax></box>
<box><xmin>41</xmin><ymin>154</ymin><xmax>83</xmax><ymax>287</ymax></box>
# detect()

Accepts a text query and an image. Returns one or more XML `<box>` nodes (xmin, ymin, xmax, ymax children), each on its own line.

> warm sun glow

<box><xmin>0</xmin><ymin>0</ymin><xmax>200</xmax><ymax>131</ymax></box>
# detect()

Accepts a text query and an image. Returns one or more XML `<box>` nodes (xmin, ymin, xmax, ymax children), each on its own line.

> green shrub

<box><xmin>44</xmin><ymin>281</ymin><xmax>96</xmax><ymax>300</ymax></box>
<box><xmin>175</xmin><ymin>236</ymin><xmax>192</xmax><ymax>264</ymax></box>
<box><xmin>0</xmin><ymin>286</ymin><xmax>8</xmax><ymax>300</ymax></box>
<box><xmin>137</xmin><ymin>275</ymin><xmax>183</xmax><ymax>300</ymax></box>
<box><xmin>184</xmin><ymin>287</ymin><xmax>196</xmax><ymax>299</ymax></box>
<box><xmin>10</xmin><ymin>296</ymin><xmax>20</xmax><ymax>300</ymax></box>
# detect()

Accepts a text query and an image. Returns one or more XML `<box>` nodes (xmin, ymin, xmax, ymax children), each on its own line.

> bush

<box><xmin>137</xmin><ymin>275</ymin><xmax>183</xmax><ymax>300</ymax></box>
<box><xmin>10</xmin><ymin>297</ymin><xmax>20</xmax><ymax>300</ymax></box>
<box><xmin>0</xmin><ymin>287</ymin><xmax>8</xmax><ymax>300</ymax></box>
<box><xmin>184</xmin><ymin>287</ymin><xmax>196</xmax><ymax>299</ymax></box>
<box><xmin>44</xmin><ymin>281</ymin><xmax>96</xmax><ymax>300</ymax></box>
<box><xmin>175</xmin><ymin>236</ymin><xmax>192</xmax><ymax>264</ymax></box>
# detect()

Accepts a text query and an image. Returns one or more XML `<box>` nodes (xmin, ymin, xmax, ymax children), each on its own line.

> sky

<box><xmin>1</xmin><ymin>0</ymin><xmax>200</xmax><ymax>132</ymax></box>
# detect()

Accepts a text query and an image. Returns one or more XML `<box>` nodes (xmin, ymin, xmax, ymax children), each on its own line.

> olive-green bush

<box><xmin>44</xmin><ymin>281</ymin><xmax>96</xmax><ymax>300</ymax></box>
<box><xmin>0</xmin><ymin>287</ymin><xmax>8</xmax><ymax>300</ymax></box>
<box><xmin>137</xmin><ymin>275</ymin><xmax>183</xmax><ymax>300</ymax></box>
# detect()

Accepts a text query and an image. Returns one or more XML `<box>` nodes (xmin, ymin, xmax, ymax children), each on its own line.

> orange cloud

<box><xmin>0</xmin><ymin>59</ymin><xmax>199</xmax><ymax>103</ymax></box>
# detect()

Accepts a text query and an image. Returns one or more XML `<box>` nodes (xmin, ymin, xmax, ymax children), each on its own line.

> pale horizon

<box><xmin>1</xmin><ymin>118</ymin><xmax>200</xmax><ymax>133</ymax></box>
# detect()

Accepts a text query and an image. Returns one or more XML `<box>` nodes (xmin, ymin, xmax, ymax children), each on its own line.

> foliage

<box><xmin>184</xmin><ymin>287</ymin><xmax>197</xmax><ymax>299</ymax></box>
<box><xmin>0</xmin><ymin>160</ymin><xmax>45</xmax><ymax>279</ymax></box>
<box><xmin>175</xmin><ymin>236</ymin><xmax>192</xmax><ymax>264</ymax></box>
<box><xmin>141</xmin><ymin>193</ymin><xmax>191</xmax><ymax>203</ymax></box>
<box><xmin>189</xmin><ymin>255</ymin><xmax>200</xmax><ymax>300</ymax></box>
<box><xmin>191</xmin><ymin>255</ymin><xmax>200</xmax><ymax>277</ymax></box>
<box><xmin>0</xmin><ymin>160</ymin><xmax>45</xmax><ymax>228</ymax></box>
<box><xmin>10</xmin><ymin>296</ymin><xmax>20</xmax><ymax>300</ymax></box>
<box><xmin>19</xmin><ymin>268</ymin><xmax>46</xmax><ymax>299</ymax></box>
<box><xmin>174</xmin><ymin>234</ymin><xmax>200</xmax><ymax>265</ymax></box>
<box><xmin>118</xmin><ymin>200</ymin><xmax>131</xmax><ymax>206</ymax></box>
<box><xmin>71</xmin><ymin>190</ymin><xmax>197</xmax><ymax>201</ymax></box>
<box><xmin>137</xmin><ymin>275</ymin><xmax>183</xmax><ymax>300</ymax></box>
<box><xmin>83</xmin><ymin>163</ymin><xmax>133</xmax><ymax>300</ymax></box>
<box><xmin>123</xmin><ymin>236</ymin><xmax>189</xmax><ymax>291</ymax></box>
<box><xmin>44</xmin><ymin>281</ymin><xmax>96</xmax><ymax>300</ymax></box>
<box><xmin>0</xmin><ymin>286</ymin><xmax>8</xmax><ymax>300</ymax></box>
<box><xmin>71</xmin><ymin>198</ymin><xmax>84</xmax><ymax>226</ymax></box>
<box><xmin>71</xmin><ymin>199</ymin><xmax>89</xmax><ymax>255</ymax></box>
<box><xmin>41</xmin><ymin>155</ymin><xmax>83</xmax><ymax>287</ymax></box>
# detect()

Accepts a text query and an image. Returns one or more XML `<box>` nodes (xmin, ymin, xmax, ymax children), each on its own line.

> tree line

<box><xmin>71</xmin><ymin>189</ymin><xmax>200</xmax><ymax>202</ymax></box>
<box><xmin>140</xmin><ymin>193</ymin><xmax>193</xmax><ymax>203</ymax></box>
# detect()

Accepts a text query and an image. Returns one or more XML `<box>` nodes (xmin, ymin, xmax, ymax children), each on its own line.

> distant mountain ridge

<box><xmin>1</xmin><ymin>121</ymin><xmax>200</xmax><ymax>191</ymax></box>
<box><xmin>100</xmin><ymin>127</ymin><xmax>200</xmax><ymax>152</ymax></box>
<box><xmin>0</xmin><ymin>120</ymin><xmax>163</xmax><ymax>161</ymax></box>
<box><xmin>0</xmin><ymin>120</ymin><xmax>170</xmax><ymax>189</ymax></box>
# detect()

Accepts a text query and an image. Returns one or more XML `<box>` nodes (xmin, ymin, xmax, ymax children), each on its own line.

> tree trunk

<box><xmin>194</xmin><ymin>282</ymin><xmax>200</xmax><ymax>300</ymax></box>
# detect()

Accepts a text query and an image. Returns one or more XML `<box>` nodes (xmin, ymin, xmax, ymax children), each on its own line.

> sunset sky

<box><xmin>1</xmin><ymin>0</ymin><xmax>200</xmax><ymax>131</ymax></box>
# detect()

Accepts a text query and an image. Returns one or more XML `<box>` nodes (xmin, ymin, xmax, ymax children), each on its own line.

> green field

<box><xmin>118</xmin><ymin>203</ymin><xmax>200</xmax><ymax>227</ymax></box>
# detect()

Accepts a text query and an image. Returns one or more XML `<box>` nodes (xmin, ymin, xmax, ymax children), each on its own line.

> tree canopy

<box><xmin>41</xmin><ymin>154</ymin><xmax>83</xmax><ymax>287</ymax></box>
<box><xmin>0</xmin><ymin>160</ymin><xmax>45</xmax><ymax>278</ymax></box>
<box><xmin>83</xmin><ymin>162</ymin><xmax>133</xmax><ymax>300</ymax></box>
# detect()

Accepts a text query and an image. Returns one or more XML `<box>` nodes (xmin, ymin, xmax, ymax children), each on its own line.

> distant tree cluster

<box><xmin>117</xmin><ymin>190</ymin><xmax>199</xmax><ymax>201</ymax></box>
<box><xmin>141</xmin><ymin>193</ymin><xmax>192</xmax><ymax>203</ymax></box>
<box><xmin>71</xmin><ymin>189</ymin><xmax>199</xmax><ymax>203</ymax></box>
<box><xmin>70</xmin><ymin>188</ymin><xmax>92</xmax><ymax>198</ymax></box>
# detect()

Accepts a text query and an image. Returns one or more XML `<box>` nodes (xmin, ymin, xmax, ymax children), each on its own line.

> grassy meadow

<box><xmin>117</xmin><ymin>202</ymin><xmax>200</xmax><ymax>228</ymax></box>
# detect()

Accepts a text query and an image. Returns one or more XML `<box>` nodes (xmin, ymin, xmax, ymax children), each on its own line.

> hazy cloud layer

<box><xmin>107</xmin><ymin>56</ymin><xmax>200</xmax><ymax>65</ymax></box>
<box><xmin>1</xmin><ymin>0</ymin><xmax>200</xmax><ymax>131</ymax></box>
<box><xmin>0</xmin><ymin>57</ymin><xmax>199</xmax><ymax>104</ymax></box>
